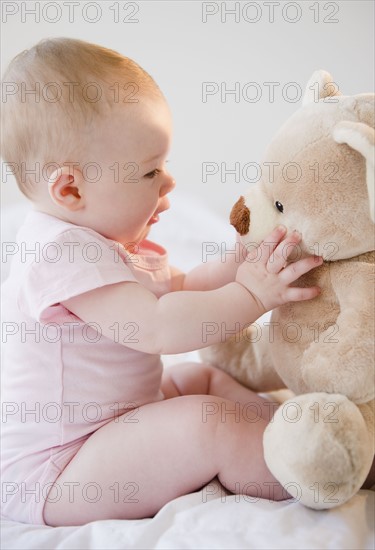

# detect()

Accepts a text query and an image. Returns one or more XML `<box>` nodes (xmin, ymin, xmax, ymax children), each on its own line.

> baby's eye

<box><xmin>144</xmin><ymin>169</ymin><xmax>161</xmax><ymax>179</ymax></box>
<box><xmin>275</xmin><ymin>201</ymin><xmax>284</xmax><ymax>213</ymax></box>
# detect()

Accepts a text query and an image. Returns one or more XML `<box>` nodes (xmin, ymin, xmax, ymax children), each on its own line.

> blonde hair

<box><xmin>1</xmin><ymin>37</ymin><xmax>162</xmax><ymax>199</ymax></box>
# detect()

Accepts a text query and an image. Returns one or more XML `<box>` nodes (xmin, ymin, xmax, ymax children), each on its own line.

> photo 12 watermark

<box><xmin>201</xmin><ymin>160</ymin><xmax>340</xmax><ymax>184</ymax></box>
<box><xmin>1</xmin><ymin>319</ymin><xmax>141</xmax><ymax>345</ymax></box>
<box><xmin>2</xmin><ymin>479</ymin><xmax>140</xmax><ymax>505</ymax></box>
<box><xmin>201</xmin><ymin>479</ymin><xmax>341</xmax><ymax>505</ymax></box>
<box><xmin>200</xmin><ymin>239</ymin><xmax>340</xmax><ymax>263</ymax></box>
<box><xmin>1</xmin><ymin>80</ymin><xmax>140</xmax><ymax>105</ymax></box>
<box><xmin>201</xmin><ymin>80</ymin><xmax>340</xmax><ymax>104</ymax></box>
<box><xmin>2</xmin><ymin>400</ymin><xmax>140</xmax><ymax>424</ymax></box>
<box><xmin>200</xmin><ymin>319</ymin><xmax>340</xmax><ymax>345</ymax></box>
<box><xmin>201</xmin><ymin>2</ymin><xmax>340</xmax><ymax>24</ymax></box>
<box><xmin>201</xmin><ymin>398</ymin><xmax>340</xmax><ymax>424</ymax></box>
<box><xmin>1</xmin><ymin>1</ymin><xmax>140</xmax><ymax>24</ymax></box>
<box><xmin>2</xmin><ymin>160</ymin><xmax>164</xmax><ymax>192</ymax></box>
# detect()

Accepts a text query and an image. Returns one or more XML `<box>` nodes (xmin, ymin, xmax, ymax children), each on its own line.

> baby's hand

<box><xmin>235</xmin><ymin>225</ymin><xmax>323</xmax><ymax>312</ymax></box>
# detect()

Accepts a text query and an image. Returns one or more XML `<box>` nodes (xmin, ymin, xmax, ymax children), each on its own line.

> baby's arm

<box><xmin>61</xmin><ymin>226</ymin><xmax>322</xmax><ymax>355</ymax></box>
<box><xmin>172</xmin><ymin>238</ymin><xmax>246</xmax><ymax>292</ymax></box>
<box><xmin>170</xmin><ymin>257</ymin><xmax>240</xmax><ymax>292</ymax></box>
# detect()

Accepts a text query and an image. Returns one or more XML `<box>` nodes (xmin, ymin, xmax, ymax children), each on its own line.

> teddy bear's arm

<box><xmin>301</xmin><ymin>259</ymin><xmax>374</xmax><ymax>404</ymax></box>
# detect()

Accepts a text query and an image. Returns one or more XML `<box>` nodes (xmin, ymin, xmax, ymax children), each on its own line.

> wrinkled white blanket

<box><xmin>1</xmin><ymin>198</ymin><xmax>374</xmax><ymax>550</ymax></box>
<box><xmin>2</xmin><ymin>481</ymin><xmax>374</xmax><ymax>550</ymax></box>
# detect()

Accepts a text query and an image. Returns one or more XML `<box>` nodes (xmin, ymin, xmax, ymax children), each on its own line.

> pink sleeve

<box><xmin>18</xmin><ymin>228</ymin><xmax>137</xmax><ymax>323</ymax></box>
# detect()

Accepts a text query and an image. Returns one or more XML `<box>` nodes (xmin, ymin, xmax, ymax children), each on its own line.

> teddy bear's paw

<box><xmin>263</xmin><ymin>393</ymin><xmax>373</xmax><ymax>509</ymax></box>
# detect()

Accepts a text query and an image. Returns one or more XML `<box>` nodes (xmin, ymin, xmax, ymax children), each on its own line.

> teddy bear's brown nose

<box><xmin>230</xmin><ymin>196</ymin><xmax>250</xmax><ymax>235</ymax></box>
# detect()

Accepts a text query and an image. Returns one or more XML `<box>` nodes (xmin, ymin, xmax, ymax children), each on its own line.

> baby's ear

<box><xmin>333</xmin><ymin>121</ymin><xmax>375</xmax><ymax>222</ymax></box>
<box><xmin>48</xmin><ymin>165</ymin><xmax>84</xmax><ymax>211</ymax></box>
<box><xmin>302</xmin><ymin>70</ymin><xmax>341</xmax><ymax>106</ymax></box>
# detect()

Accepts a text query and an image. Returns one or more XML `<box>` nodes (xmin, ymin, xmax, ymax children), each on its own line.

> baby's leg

<box><xmin>162</xmin><ymin>362</ymin><xmax>280</xmax><ymax>422</ymax></box>
<box><xmin>43</xmin><ymin>394</ymin><xmax>286</xmax><ymax>526</ymax></box>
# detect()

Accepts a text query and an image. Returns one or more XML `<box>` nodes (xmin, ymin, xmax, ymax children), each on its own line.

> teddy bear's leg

<box><xmin>263</xmin><ymin>393</ymin><xmax>374</xmax><ymax>509</ymax></box>
<box><xmin>200</xmin><ymin>324</ymin><xmax>286</xmax><ymax>392</ymax></box>
<box><xmin>358</xmin><ymin>399</ymin><xmax>375</xmax><ymax>489</ymax></box>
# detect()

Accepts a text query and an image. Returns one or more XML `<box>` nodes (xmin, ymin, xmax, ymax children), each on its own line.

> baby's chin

<box><xmin>133</xmin><ymin>226</ymin><xmax>152</xmax><ymax>246</ymax></box>
<box><xmin>141</xmin><ymin>225</ymin><xmax>152</xmax><ymax>240</ymax></box>
<box><xmin>115</xmin><ymin>228</ymin><xmax>151</xmax><ymax>252</ymax></box>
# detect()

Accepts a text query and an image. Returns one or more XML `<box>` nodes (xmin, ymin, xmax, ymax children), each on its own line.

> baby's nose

<box><xmin>161</xmin><ymin>174</ymin><xmax>176</xmax><ymax>195</ymax></box>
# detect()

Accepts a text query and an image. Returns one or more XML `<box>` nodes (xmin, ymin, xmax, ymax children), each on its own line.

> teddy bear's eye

<box><xmin>275</xmin><ymin>201</ymin><xmax>284</xmax><ymax>213</ymax></box>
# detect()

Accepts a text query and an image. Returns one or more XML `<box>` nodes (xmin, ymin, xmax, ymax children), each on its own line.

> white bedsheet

<box><xmin>1</xmin><ymin>199</ymin><xmax>374</xmax><ymax>550</ymax></box>
<box><xmin>1</xmin><ymin>482</ymin><xmax>374</xmax><ymax>550</ymax></box>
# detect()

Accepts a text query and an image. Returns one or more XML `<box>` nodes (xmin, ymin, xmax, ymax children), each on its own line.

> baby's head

<box><xmin>1</xmin><ymin>38</ymin><xmax>175</xmax><ymax>244</ymax></box>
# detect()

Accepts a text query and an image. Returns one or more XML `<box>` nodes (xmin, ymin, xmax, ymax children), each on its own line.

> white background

<box><xmin>1</xmin><ymin>0</ymin><xmax>374</xmax><ymax>218</ymax></box>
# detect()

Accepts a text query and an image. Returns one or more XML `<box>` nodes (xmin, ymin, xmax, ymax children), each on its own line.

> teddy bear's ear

<box><xmin>302</xmin><ymin>70</ymin><xmax>342</xmax><ymax>106</ymax></box>
<box><xmin>333</xmin><ymin>121</ymin><xmax>375</xmax><ymax>222</ymax></box>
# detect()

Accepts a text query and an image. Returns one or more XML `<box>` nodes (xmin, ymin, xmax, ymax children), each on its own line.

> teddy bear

<box><xmin>201</xmin><ymin>70</ymin><xmax>375</xmax><ymax>509</ymax></box>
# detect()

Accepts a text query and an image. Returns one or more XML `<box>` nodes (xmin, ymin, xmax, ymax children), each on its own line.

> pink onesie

<box><xmin>1</xmin><ymin>210</ymin><xmax>172</xmax><ymax>525</ymax></box>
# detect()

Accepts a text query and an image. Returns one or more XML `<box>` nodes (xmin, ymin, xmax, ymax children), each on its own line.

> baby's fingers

<box><xmin>282</xmin><ymin>255</ymin><xmax>323</xmax><ymax>285</ymax></box>
<box><xmin>267</xmin><ymin>230</ymin><xmax>302</xmax><ymax>274</ymax></box>
<box><xmin>284</xmin><ymin>286</ymin><xmax>321</xmax><ymax>302</ymax></box>
<box><xmin>248</xmin><ymin>225</ymin><xmax>287</xmax><ymax>262</ymax></box>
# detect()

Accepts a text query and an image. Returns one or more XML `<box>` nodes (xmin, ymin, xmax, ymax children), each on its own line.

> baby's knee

<box><xmin>162</xmin><ymin>362</ymin><xmax>216</xmax><ymax>397</ymax></box>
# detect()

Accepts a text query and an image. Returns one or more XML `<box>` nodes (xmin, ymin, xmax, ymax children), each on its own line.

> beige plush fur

<box><xmin>201</xmin><ymin>71</ymin><xmax>375</xmax><ymax>509</ymax></box>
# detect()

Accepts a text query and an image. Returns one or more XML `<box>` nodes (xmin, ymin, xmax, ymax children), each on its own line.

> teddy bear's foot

<box><xmin>361</xmin><ymin>455</ymin><xmax>375</xmax><ymax>490</ymax></box>
<box><xmin>263</xmin><ymin>393</ymin><xmax>374</xmax><ymax>509</ymax></box>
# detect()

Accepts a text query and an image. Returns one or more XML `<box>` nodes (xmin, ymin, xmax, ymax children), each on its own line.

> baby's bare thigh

<box><xmin>43</xmin><ymin>395</ymin><xmax>224</xmax><ymax>527</ymax></box>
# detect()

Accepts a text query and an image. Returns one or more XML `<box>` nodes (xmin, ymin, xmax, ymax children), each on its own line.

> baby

<box><xmin>1</xmin><ymin>38</ymin><xmax>323</xmax><ymax>527</ymax></box>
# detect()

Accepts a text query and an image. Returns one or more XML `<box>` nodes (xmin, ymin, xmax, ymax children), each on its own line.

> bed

<box><xmin>1</xmin><ymin>198</ymin><xmax>374</xmax><ymax>550</ymax></box>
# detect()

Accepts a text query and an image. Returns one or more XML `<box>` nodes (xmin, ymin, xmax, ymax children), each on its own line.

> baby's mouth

<box><xmin>148</xmin><ymin>200</ymin><xmax>170</xmax><ymax>225</ymax></box>
<box><xmin>148</xmin><ymin>213</ymin><xmax>160</xmax><ymax>225</ymax></box>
